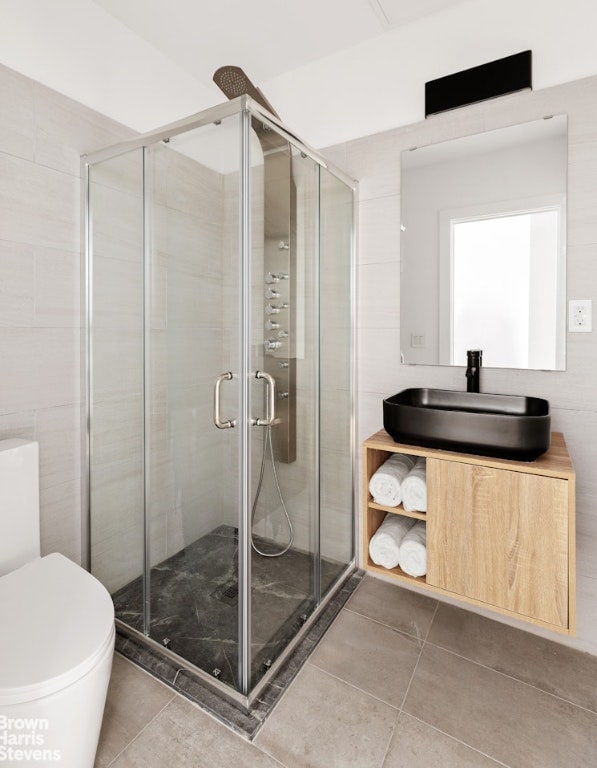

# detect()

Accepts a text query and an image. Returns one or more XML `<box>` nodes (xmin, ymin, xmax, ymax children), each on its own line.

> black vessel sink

<box><xmin>383</xmin><ymin>388</ymin><xmax>551</xmax><ymax>461</ymax></box>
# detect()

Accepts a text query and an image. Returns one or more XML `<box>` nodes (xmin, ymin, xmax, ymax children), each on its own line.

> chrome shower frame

<box><xmin>81</xmin><ymin>95</ymin><xmax>358</xmax><ymax>710</ymax></box>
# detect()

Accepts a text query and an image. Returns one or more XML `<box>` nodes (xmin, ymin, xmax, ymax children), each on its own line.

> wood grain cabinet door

<box><xmin>426</xmin><ymin>458</ymin><xmax>569</xmax><ymax>628</ymax></box>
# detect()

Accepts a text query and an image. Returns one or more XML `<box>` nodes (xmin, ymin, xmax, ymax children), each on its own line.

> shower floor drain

<box><xmin>212</xmin><ymin>581</ymin><xmax>238</xmax><ymax>606</ymax></box>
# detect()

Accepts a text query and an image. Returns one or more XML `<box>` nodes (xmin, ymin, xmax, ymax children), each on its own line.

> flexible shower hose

<box><xmin>251</xmin><ymin>425</ymin><xmax>293</xmax><ymax>557</ymax></box>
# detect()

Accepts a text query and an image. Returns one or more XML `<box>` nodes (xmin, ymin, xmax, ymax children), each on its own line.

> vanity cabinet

<box><xmin>363</xmin><ymin>429</ymin><xmax>576</xmax><ymax>634</ymax></box>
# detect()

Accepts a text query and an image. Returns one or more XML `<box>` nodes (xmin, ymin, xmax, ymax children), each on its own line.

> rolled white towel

<box><xmin>398</xmin><ymin>521</ymin><xmax>427</xmax><ymax>578</ymax></box>
<box><xmin>369</xmin><ymin>513</ymin><xmax>416</xmax><ymax>569</ymax></box>
<box><xmin>402</xmin><ymin>457</ymin><xmax>427</xmax><ymax>513</ymax></box>
<box><xmin>368</xmin><ymin>453</ymin><xmax>416</xmax><ymax>507</ymax></box>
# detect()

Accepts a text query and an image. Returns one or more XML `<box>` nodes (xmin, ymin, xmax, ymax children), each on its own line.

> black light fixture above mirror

<box><xmin>425</xmin><ymin>50</ymin><xmax>532</xmax><ymax>117</ymax></box>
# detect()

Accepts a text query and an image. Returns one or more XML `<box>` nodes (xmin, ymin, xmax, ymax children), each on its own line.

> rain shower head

<box><xmin>213</xmin><ymin>66</ymin><xmax>281</xmax><ymax>119</ymax></box>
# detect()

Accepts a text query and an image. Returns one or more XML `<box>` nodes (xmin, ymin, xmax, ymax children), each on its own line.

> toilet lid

<box><xmin>0</xmin><ymin>553</ymin><xmax>115</xmax><ymax>705</ymax></box>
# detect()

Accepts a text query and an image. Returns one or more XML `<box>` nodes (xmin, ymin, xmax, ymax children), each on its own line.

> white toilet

<box><xmin>0</xmin><ymin>439</ymin><xmax>115</xmax><ymax>767</ymax></box>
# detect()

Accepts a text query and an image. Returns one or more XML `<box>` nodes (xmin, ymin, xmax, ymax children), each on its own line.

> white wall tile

<box><xmin>0</xmin><ymin>327</ymin><xmax>79</xmax><ymax>414</ymax></box>
<box><xmin>577</xmin><ymin>502</ymin><xmax>597</xmax><ymax>580</ymax></box>
<box><xmin>342</xmin><ymin>130</ymin><xmax>402</xmax><ymax>201</ymax></box>
<box><xmin>36</xmin><ymin>404</ymin><xmax>81</xmax><ymax>490</ymax></box>
<box><xmin>574</xmin><ymin>575</ymin><xmax>597</xmax><ymax>655</ymax></box>
<box><xmin>91</xmin><ymin>328</ymin><xmax>142</xmax><ymax>401</ymax></box>
<box><xmin>92</xmin><ymin>255</ymin><xmax>142</xmax><ymax>331</ymax></box>
<box><xmin>0</xmin><ymin>240</ymin><xmax>117</xmax><ymax>335</ymax></box>
<box><xmin>550</xmin><ymin>407</ymin><xmax>597</xmax><ymax>498</ymax></box>
<box><xmin>0</xmin><ymin>239</ymin><xmax>35</xmax><ymax>326</ymax></box>
<box><xmin>33</xmin><ymin>81</ymin><xmax>136</xmax><ymax>177</ymax></box>
<box><xmin>358</xmin><ymin>261</ymin><xmax>400</xmax><ymax>330</ymax></box>
<box><xmin>91</xmin><ymin>524</ymin><xmax>144</xmax><ymax>594</ymax></box>
<box><xmin>357</xmin><ymin>195</ymin><xmax>401</xmax><ymax>265</ymax></box>
<box><xmin>0</xmin><ymin>63</ymin><xmax>134</xmax><ymax>568</ymax></box>
<box><xmin>89</xmin><ymin>150</ymin><xmax>143</xmax><ymax>198</ymax></box>
<box><xmin>91</xmin><ymin>181</ymin><xmax>143</xmax><ymax>262</ymax></box>
<box><xmin>567</xmin><ymin>244</ymin><xmax>597</xmax><ymax>297</ymax></box>
<box><xmin>90</xmin><ymin>396</ymin><xmax>143</xmax><ymax>467</ymax></box>
<box><xmin>566</xmin><ymin>77</ymin><xmax>597</xmax><ymax>146</ymax></box>
<box><xmin>357</xmin><ymin>391</ymin><xmax>384</xmax><ymax>445</ymax></box>
<box><xmin>0</xmin><ymin>410</ymin><xmax>35</xmax><ymax>442</ymax></box>
<box><xmin>0</xmin><ymin>65</ymin><xmax>34</xmax><ymax>161</ymax></box>
<box><xmin>150</xmin><ymin>145</ymin><xmax>223</xmax><ymax>219</ymax></box>
<box><xmin>39</xmin><ymin>478</ymin><xmax>81</xmax><ymax>562</ymax></box>
<box><xmin>357</xmin><ymin>326</ymin><xmax>402</xmax><ymax>397</ymax></box>
<box><xmin>567</xmin><ymin>139</ymin><xmax>597</xmax><ymax>247</ymax></box>
<box><xmin>35</xmin><ymin>246</ymin><xmax>80</xmax><ymax>327</ymax></box>
<box><xmin>90</xmin><ymin>456</ymin><xmax>144</xmax><ymax>547</ymax></box>
<box><xmin>0</xmin><ymin>153</ymin><xmax>80</xmax><ymax>251</ymax></box>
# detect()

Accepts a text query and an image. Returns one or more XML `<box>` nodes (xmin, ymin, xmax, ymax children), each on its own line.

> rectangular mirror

<box><xmin>400</xmin><ymin>115</ymin><xmax>567</xmax><ymax>370</ymax></box>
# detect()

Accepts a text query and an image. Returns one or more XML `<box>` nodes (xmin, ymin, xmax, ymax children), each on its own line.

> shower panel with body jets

<box><xmin>84</xmin><ymin>92</ymin><xmax>355</xmax><ymax>707</ymax></box>
<box><xmin>212</xmin><ymin>76</ymin><xmax>299</xmax><ymax>557</ymax></box>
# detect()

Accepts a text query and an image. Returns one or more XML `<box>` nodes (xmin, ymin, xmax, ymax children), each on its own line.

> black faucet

<box><xmin>466</xmin><ymin>349</ymin><xmax>482</xmax><ymax>393</ymax></box>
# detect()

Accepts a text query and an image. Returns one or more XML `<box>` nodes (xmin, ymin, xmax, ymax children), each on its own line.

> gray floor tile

<box><xmin>254</xmin><ymin>662</ymin><xmax>398</xmax><ymax>768</ymax></box>
<box><xmin>403</xmin><ymin>644</ymin><xmax>597</xmax><ymax>768</ymax></box>
<box><xmin>108</xmin><ymin>696</ymin><xmax>282</xmax><ymax>768</ymax></box>
<box><xmin>346</xmin><ymin>576</ymin><xmax>437</xmax><ymax>641</ymax></box>
<box><xmin>309</xmin><ymin>609</ymin><xmax>421</xmax><ymax>707</ymax></box>
<box><xmin>94</xmin><ymin>653</ymin><xmax>175</xmax><ymax>768</ymax></box>
<box><xmin>428</xmin><ymin>602</ymin><xmax>597</xmax><ymax>713</ymax></box>
<box><xmin>383</xmin><ymin>713</ymin><xmax>506</xmax><ymax>767</ymax></box>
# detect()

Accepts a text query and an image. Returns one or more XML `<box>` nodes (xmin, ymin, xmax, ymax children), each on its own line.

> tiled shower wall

<box><xmin>247</xmin><ymin>154</ymin><xmax>354</xmax><ymax>566</ymax></box>
<box><xmin>323</xmin><ymin>73</ymin><xmax>597</xmax><ymax>655</ymax></box>
<box><xmin>89</xmin><ymin>139</ymin><xmax>234</xmax><ymax>593</ymax></box>
<box><xmin>148</xmin><ymin>144</ymin><xmax>231</xmax><ymax>571</ymax></box>
<box><xmin>0</xmin><ymin>63</ymin><xmax>134</xmax><ymax>563</ymax></box>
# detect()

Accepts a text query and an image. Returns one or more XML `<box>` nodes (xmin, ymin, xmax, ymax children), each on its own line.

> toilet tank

<box><xmin>0</xmin><ymin>440</ymin><xmax>40</xmax><ymax>576</ymax></box>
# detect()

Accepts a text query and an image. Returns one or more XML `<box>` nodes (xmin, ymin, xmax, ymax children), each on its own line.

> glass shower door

<box><xmin>89</xmin><ymin>113</ymin><xmax>247</xmax><ymax>692</ymax></box>
<box><xmin>88</xmin><ymin>147</ymin><xmax>145</xmax><ymax>607</ymax></box>
<box><xmin>247</xmin><ymin>127</ymin><xmax>321</xmax><ymax>687</ymax></box>
<box><xmin>143</xmin><ymin>115</ymin><xmax>243</xmax><ymax>688</ymax></box>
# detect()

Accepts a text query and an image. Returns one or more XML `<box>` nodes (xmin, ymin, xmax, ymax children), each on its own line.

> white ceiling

<box><xmin>1</xmin><ymin>0</ymin><xmax>597</xmax><ymax>149</ymax></box>
<box><xmin>91</xmin><ymin>0</ymin><xmax>469</xmax><ymax>84</ymax></box>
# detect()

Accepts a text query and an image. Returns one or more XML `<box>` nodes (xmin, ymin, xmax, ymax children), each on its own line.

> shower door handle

<box><xmin>253</xmin><ymin>371</ymin><xmax>276</xmax><ymax>426</ymax></box>
<box><xmin>213</xmin><ymin>372</ymin><xmax>236</xmax><ymax>429</ymax></box>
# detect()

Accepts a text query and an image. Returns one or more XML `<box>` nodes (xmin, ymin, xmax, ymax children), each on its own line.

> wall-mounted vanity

<box><xmin>363</xmin><ymin>429</ymin><xmax>576</xmax><ymax>634</ymax></box>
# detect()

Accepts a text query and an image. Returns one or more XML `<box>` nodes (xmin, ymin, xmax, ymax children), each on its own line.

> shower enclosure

<box><xmin>83</xmin><ymin>96</ymin><xmax>355</xmax><ymax>704</ymax></box>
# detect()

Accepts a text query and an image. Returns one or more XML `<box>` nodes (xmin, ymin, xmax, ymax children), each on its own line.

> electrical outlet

<box><xmin>411</xmin><ymin>333</ymin><xmax>426</xmax><ymax>348</ymax></box>
<box><xmin>569</xmin><ymin>299</ymin><xmax>592</xmax><ymax>332</ymax></box>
